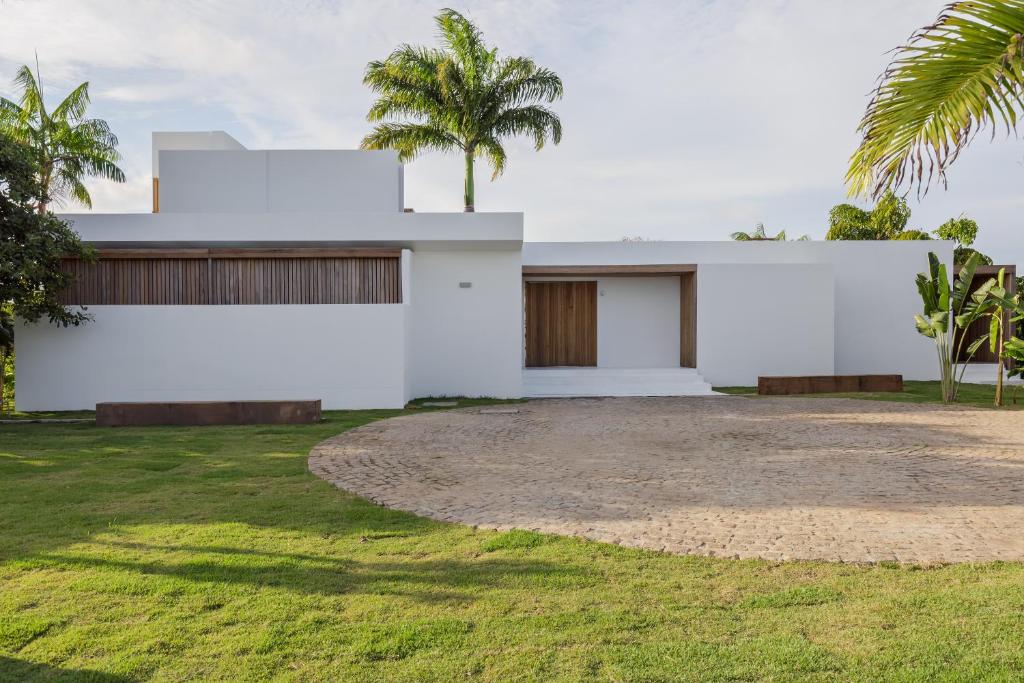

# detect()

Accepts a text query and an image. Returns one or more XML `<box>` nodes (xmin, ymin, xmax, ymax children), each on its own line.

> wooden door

<box><xmin>525</xmin><ymin>281</ymin><xmax>597</xmax><ymax>367</ymax></box>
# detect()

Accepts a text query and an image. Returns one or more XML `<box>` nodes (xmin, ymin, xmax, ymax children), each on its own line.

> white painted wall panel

<box><xmin>15</xmin><ymin>305</ymin><xmax>406</xmax><ymax>411</ymax></box>
<box><xmin>158</xmin><ymin>149</ymin><xmax>402</xmax><ymax>214</ymax></box>
<box><xmin>697</xmin><ymin>263</ymin><xmax>835</xmax><ymax>386</ymax></box>
<box><xmin>266</xmin><ymin>150</ymin><xmax>401</xmax><ymax>212</ymax></box>
<box><xmin>61</xmin><ymin>211</ymin><xmax>524</xmax><ymax>250</ymax></box>
<box><xmin>159</xmin><ymin>151</ymin><xmax>268</xmax><ymax>212</ymax></box>
<box><xmin>408</xmin><ymin>250</ymin><xmax>523</xmax><ymax>398</ymax></box>
<box><xmin>597</xmin><ymin>277</ymin><xmax>680</xmax><ymax>367</ymax></box>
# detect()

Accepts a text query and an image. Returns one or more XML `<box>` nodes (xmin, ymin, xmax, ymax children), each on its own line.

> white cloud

<box><xmin>0</xmin><ymin>0</ymin><xmax>1021</xmax><ymax>264</ymax></box>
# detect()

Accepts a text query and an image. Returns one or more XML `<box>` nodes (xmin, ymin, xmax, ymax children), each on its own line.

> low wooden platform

<box><xmin>758</xmin><ymin>375</ymin><xmax>903</xmax><ymax>395</ymax></box>
<box><xmin>96</xmin><ymin>400</ymin><xmax>322</xmax><ymax>427</ymax></box>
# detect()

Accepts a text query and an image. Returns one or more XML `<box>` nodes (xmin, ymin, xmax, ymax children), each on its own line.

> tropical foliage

<box><xmin>827</xmin><ymin>193</ymin><xmax>992</xmax><ymax>262</ymax></box>
<box><xmin>730</xmin><ymin>222</ymin><xmax>808</xmax><ymax>241</ymax></box>
<box><xmin>0</xmin><ymin>134</ymin><xmax>92</xmax><ymax>331</ymax></box>
<box><xmin>361</xmin><ymin>8</ymin><xmax>563</xmax><ymax>211</ymax></box>
<box><xmin>958</xmin><ymin>267</ymin><xmax>1024</xmax><ymax>405</ymax></box>
<box><xmin>827</xmin><ymin>190</ymin><xmax>914</xmax><ymax>240</ymax></box>
<box><xmin>934</xmin><ymin>216</ymin><xmax>992</xmax><ymax>265</ymax></box>
<box><xmin>847</xmin><ymin>1</ymin><xmax>1024</xmax><ymax>197</ymax></box>
<box><xmin>0</xmin><ymin>62</ymin><xmax>124</xmax><ymax>212</ymax></box>
<box><xmin>913</xmin><ymin>252</ymin><xmax>985</xmax><ymax>402</ymax></box>
<box><xmin>0</xmin><ymin>304</ymin><xmax>11</xmax><ymax>413</ymax></box>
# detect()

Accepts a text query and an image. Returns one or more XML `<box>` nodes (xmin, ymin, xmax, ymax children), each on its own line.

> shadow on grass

<box><xmin>31</xmin><ymin>546</ymin><xmax>591</xmax><ymax>602</ymax></box>
<box><xmin>0</xmin><ymin>656</ymin><xmax>130</xmax><ymax>682</ymax></box>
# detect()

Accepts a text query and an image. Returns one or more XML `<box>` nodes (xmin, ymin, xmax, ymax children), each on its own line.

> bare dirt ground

<box><xmin>309</xmin><ymin>397</ymin><xmax>1024</xmax><ymax>563</ymax></box>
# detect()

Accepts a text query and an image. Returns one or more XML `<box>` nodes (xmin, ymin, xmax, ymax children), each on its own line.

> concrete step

<box><xmin>959</xmin><ymin>363</ymin><xmax>1023</xmax><ymax>385</ymax></box>
<box><xmin>523</xmin><ymin>367</ymin><xmax>719</xmax><ymax>397</ymax></box>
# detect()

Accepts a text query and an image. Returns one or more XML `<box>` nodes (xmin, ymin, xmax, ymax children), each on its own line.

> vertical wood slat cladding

<box><xmin>60</xmin><ymin>254</ymin><xmax>400</xmax><ymax>305</ymax></box>
<box><xmin>679</xmin><ymin>272</ymin><xmax>697</xmax><ymax>368</ymax></box>
<box><xmin>525</xmin><ymin>281</ymin><xmax>597</xmax><ymax>367</ymax></box>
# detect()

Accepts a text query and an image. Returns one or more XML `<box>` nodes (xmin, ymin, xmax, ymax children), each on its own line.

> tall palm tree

<box><xmin>730</xmin><ymin>223</ymin><xmax>808</xmax><ymax>241</ymax></box>
<box><xmin>361</xmin><ymin>8</ymin><xmax>563</xmax><ymax>211</ymax></box>
<box><xmin>847</xmin><ymin>1</ymin><xmax>1024</xmax><ymax>198</ymax></box>
<box><xmin>0</xmin><ymin>62</ymin><xmax>125</xmax><ymax>212</ymax></box>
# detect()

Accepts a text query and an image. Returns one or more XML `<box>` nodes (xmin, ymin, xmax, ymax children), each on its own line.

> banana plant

<box><xmin>977</xmin><ymin>281</ymin><xmax>1024</xmax><ymax>405</ymax></box>
<box><xmin>914</xmin><ymin>252</ymin><xmax>983</xmax><ymax>402</ymax></box>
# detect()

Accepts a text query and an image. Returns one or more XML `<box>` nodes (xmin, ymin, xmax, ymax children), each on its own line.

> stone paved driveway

<box><xmin>309</xmin><ymin>397</ymin><xmax>1024</xmax><ymax>563</ymax></box>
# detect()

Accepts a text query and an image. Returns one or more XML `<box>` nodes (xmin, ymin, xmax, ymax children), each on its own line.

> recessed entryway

<box><xmin>522</xmin><ymin>266</ymin><xmax>702</xmax><ymax>395</ymax></box>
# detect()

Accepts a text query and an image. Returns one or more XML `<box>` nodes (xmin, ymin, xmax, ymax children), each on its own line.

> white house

<box><xmin>14</xmin><ymin>132</ymin><xmax>951</xmax><ymax>410</ymax></box>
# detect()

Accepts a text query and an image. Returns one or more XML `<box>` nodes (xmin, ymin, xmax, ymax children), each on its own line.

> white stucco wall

<box><xmin>696</xmin><ymin>263</ymin><xmax>835</xmax><ymax>386</ymax></box>
<box><xmin>597</xmin><ymin>277</ymin><xmax>680</xmax><ymax>367</ymax></box>
<box><xmin>524</xmin><ymin>241</ymin><xmax>950</xmax><ymax>382</ymax></box>
<box><xmin>158</xmin><ymin>149</ymin><xmax>402</xmax><ymax>213</ymax></box>
<box><xmin>60</xmin><ymin>211</ymin><xmax>524</xmax><ymax>251</ymax></box>
<box><xmin>408</xmin><ymin>250</ymin><xmax>523</xmax><ymax>399</ymax></box>
<box><xmin>15</xmin><ymin>305</ymin><xmax>407</xmax><ymax>411</ymax></box>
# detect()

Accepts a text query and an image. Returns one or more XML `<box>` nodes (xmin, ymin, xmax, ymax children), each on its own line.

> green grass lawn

<box><xmin>2</xmin><ymin>402</ymin><xmax>1023</xmax><ymax>681</ymax></box>
<box><xmin>715</xmin><ymin>380</ymin><xmax>1024</xmax><ymax>410</ymax></box>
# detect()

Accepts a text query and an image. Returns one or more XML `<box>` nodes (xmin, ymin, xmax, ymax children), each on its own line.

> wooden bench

<box><xmin>757</xmin><ymin>375</ymin><xmax>903</xmax><ymax>396</ymax></box>
<box><xmin>96</xmin><ymin>400</ymin><xmax>322</xmax><ymax>427</ymax></box>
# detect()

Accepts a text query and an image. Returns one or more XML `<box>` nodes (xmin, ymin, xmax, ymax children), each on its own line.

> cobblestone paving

<box><xmin>309</xmin><ymin>397</ymin><xmax>1024</xmax><ymax>563</ymax></box>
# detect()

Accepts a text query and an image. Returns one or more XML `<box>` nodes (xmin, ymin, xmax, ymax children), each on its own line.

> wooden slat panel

<box><xmin>680</xmin><ymin>272</ymin><xmax>696</xmax><ymax>368</ymax></box>
<box><xmin>758</xmin><ymin>375</ymin><xmax>904</xmax><ymax>395</ymax></box>
<box><xmin>525</xmin><ymin>281</ymin><xmax>597</xmax><ymax>367</ymax></box>
<box><xmin>60</xmin><ymin>256</ymin><xmax>401</xmax><ymax>305</ymax></box>
<box><xmin>59</xmin><ymin>258</ymin><xmax>208</xmax><ymax>305</ymax></box>
<box><xmin>93</xmin><ymin>247</ymin><xmax>402</xmax><ymax>259</ymax></box>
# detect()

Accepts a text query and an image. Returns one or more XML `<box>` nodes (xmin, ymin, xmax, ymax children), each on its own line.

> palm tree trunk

<box><xmin>0</xmin><ymin>349</ymin><xmax>7</xmax><ymax>414</ymax></box>
<box><xmin>37</xmin><ymin>164</ymin><xmax>51</xmax><ymax>214</ymax></box>
<box><xmin>463</xmin><ymin>151</ymin><xmax>475</xmax><ymax>212</ymax></box>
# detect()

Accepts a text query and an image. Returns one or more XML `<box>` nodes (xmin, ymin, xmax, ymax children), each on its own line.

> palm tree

<box><xmin>730</xmin><ymin>223</ymin><xmax>808</xmax><ymax>241</ymax></box>
<box><xmin>361</xmin><ymin>8</ymin><xmax>563</xmax><ymax>211</ymax></box>
<box><xmin>847</xmin><ymin>1</ymin><xmax>1024</xmax><ymax>198</ymax></box>
<box><xmin>0</xmin><ymin>61</ymin><xmax>125</xmax><ymax>212</ymax></box>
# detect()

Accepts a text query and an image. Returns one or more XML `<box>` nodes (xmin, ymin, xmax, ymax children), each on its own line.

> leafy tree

<box><xmin>361</xmin><ymin>8</ymin><xmax>563</xmax><ymax>211</ymax></box>
<box><xmin>826</xmin><ymin>193</ymin><xmax>993</xmax><ymax>263</ymax></box>
<box><xmin>0</xmin><ymin>62</ymin><xmax>124</xmax><ymax>212</ymax></box>
<box><xmin>935</xmin><ymin>216</ymin><xmax>992</xmax><ymax>265</ymax></box>
<box><xmin>894</xmin><ymin>229</ymin><xmax>931</xmax><ymax>240</ymax></box>
<box><xmin>730</xmin><ymin>223</ymin><xmax>808</xmax><ymax>241</ymax></box>
<box><xmin>827</xmin><ymin>190</ymin><xmax>912</xmax><ymax>240</ymax></box>
<box><xmin>847</xmin><ymin>1</ymin><xmax>1024</xmax><ymax>198</ymax></box>
<box><xmin>1</xmin><ymin>134</ymin><xmax>92</xmax><ymax>377</ymax></box>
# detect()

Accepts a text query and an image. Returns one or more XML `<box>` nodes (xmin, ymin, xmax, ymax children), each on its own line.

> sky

<box><xmin>0</xmin><ymin>0</ymin><xmax>1022</xmax><ymax>264</ymax></box>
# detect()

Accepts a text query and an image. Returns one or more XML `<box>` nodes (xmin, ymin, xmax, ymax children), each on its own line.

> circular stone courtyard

<box><xmin>308</xmin><ymin>397</ymin><xmax>1024</xmax><ymax>564</ymax></box>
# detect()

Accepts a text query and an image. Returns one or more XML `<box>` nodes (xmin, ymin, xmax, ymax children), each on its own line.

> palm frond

<box><xmin>847</xmin><ymin>0</ymin><xmax>1024</xmax><ymax>198</ymax></box>
<box><xmin>492</xmin><ymin>105</ymin><xmax>562</xmax><ymax>149</ymax></box>
<box><xmin>476</xmin><ymin>135</ymin><xmax>507</xmax><ymax>178</ymax></box>
<box><xmin>51</xmin><ymin>81</ymin><xmax>90</xmax><ymax>122</ymax></box>
<box><xmin>360</xmin><ymin>122</ymin><xmax>462</xmax><ymax>162</ymax></box>
<box><xmin>12</xmin><ymin>64</ymin><xmax>45</xmax><ymax>121</ymax></box>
